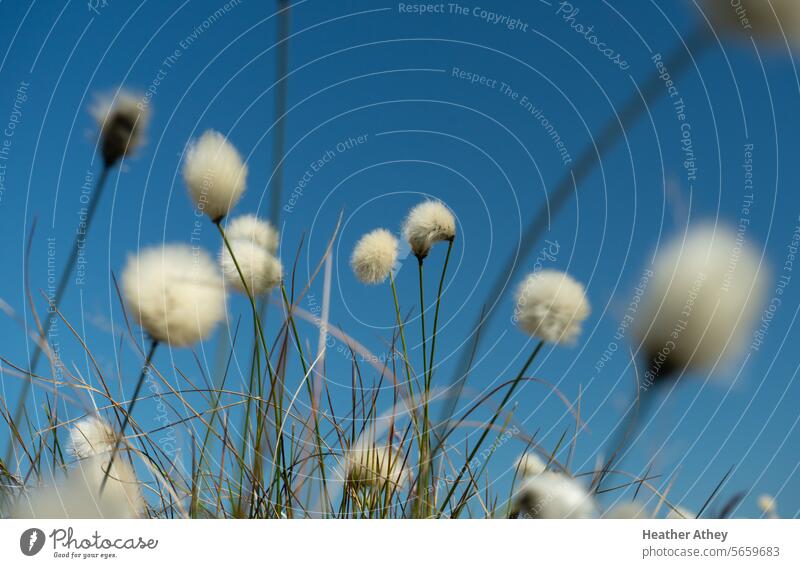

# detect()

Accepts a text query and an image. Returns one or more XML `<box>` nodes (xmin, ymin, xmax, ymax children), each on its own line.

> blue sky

<box><xmin>0</xmin><ymin>0</ymin><xmax>798</xmax><ymax>518</ymax></box>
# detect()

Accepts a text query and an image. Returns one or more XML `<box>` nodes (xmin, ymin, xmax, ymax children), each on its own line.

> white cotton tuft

<box><xmin>69</xmin><ymin>416</ymin><xmax>115</xmax><ymax>458</ymax></box>
<box><xmin>183</xmin><ymin>130</ymin><xmax>247</xmax><ymax>221</ymax></box>
<box><xmin>90</xmin><ymin>90</ymin><xmax>149</xmax><ymax>166</ymax></box>
<box><xmin>18</xmin><ymin>416</ymin><xmax>144</xmax><ymax>519</ymax></box>
<box><xmin>122</xmin><ymin>244</ymin><xmax>226</xmax><ymax>346</ymax></box>
<box><xmin>13</xmin><ymin>456</ymin><xmax>145</xmax><ymax>519</ymax></box>
<box><xmin>220</xmin><ymin>239</ymin><xmax>283</xmax><ymax>295</ymax></box>
<box><xmin>401</xmin><ymin>200</ymin><xmax>456</xmax><ymax>258</ymax></box>
<box><xmin>350</xmin><ymin>229</ymin><xmax>399</xmax><ymax>284</ymax></box>
<box><xmin>635</xmin><ymin>224</ymin><xmax>766</xmax><ymax>381</ymax></box>
<box><xmin>514</xmin><ymin>452</ymin><xmax>547</xmax><ymax>478</ymax></box>
<box><xmin>345</xmin><ymin>444</ymin><xmax>407</xmax><ymax>490</ymax></box>
<box><xmin>705</xmin><ymin>0</ymin><xmax>800</xmax><ymax>48</ymax></box>
<box><xmin>515</xmin><ymin>471</ymin><xmax>596</xmax><ymax>519</ymax></box>
<box><xmin>758</xmin><ymin>494</ymin><xmax>778</xmax><ymax>518</ymax></box>
<box><xmin>515</xmin><ymin>269</ymin><xmax>591</xmax><ymax>344</ymax></box>
<box><xmin>225</xmin><ymin>214</ymin><xmax>279</xmax><ymax>254</ymax></box>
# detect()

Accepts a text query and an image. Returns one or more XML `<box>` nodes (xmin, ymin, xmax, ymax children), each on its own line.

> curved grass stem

<box><xmin>437</xmin><ymin>340</ymin><xmax>544</xmax><ymax>517</ymax></box>
<box><xmin>100</xmin><ymin>338</ymin><xmax>159</xmax><ymax>495</ymax></box>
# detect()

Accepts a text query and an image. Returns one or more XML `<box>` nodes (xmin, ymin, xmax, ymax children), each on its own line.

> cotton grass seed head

<box><xmin>225</xmin><ymin>214</ymin><xmax>279</xmax><ymax>254</ymax></box>
<box><xmin>122</xmin><ymin>244</ymin><xmax>225</xmax><ymax>347</ymax></box>
<box><xmin>351</xmin><ymin>229</ymin><xmax>399</xmax><ymax>284</ymax></box>
<box><xmin>515</xmin><ymin>269</ymin><xmax>590</xmax><ymax>344</ymax></box>
<box><xmin>69</xmin><ymin>416</ymin><xmax>115</xmax><ymax>458</ymax></box>
<box><xmin>635</xmin><ymin>224</ymin><xmax>766</xmax><ymax>382</ymax></box>
<box><xmin>705</xmin><ymin>0</ymin><xmax>800</xmax><ymax>48</ymax></box>
<box><xmin>514</xmin><ymin>471</ymin><xmax>596</xmax><ymax>519</ymax></box>
<box><xmin>183</xmin><ymin>130</ymin><xmax>247</xmax><ymax>221</ymax></box>
<box><xmin>514</xmin><ymin>452</ymin><xmax>546</xmax><ymax>478</ymax></box>
<box><xmin>220</xmin><ymin>240</ymin><xmax>283</xmax><ymax>295</ymax></box>
<box><xmin>91</xmin><ymin>90</ymin><xmax>148</xmax><ymax>167</ymax></box>
<box><xmin>345</xmin><ymin>444</ymin><xmax>407</xmax><ymax>490</ymax></box>
<box><xmin>758</xmin><ymin>494</ymin><xmax>778</xmax><ymax>517</ymax></box>
<box><xmin>14</xmin><ymin>456</ymin><xmax>145</xmax><ymax>519</ymax></box>
<box><xmin>402</xmin><ymin>200</ymin><xmax>455</xmax><ymax>259</ymax></box>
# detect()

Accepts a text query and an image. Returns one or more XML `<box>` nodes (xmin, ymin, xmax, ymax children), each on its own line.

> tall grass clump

<box><xmin>2</xmin><ymin>6</ymin><xmax>789</xmax><ymax>520</ymax></box>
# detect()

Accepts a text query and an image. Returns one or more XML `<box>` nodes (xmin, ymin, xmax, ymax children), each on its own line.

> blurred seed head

<box><xmin>122</xmin><ymin>244</ymin><xmax>226</xmax><ymax>346</ymax></box>
<box><xmin>220</xmin><ymin>239</ymin><xmax>282</xmax><ymax>295</ymax></box>
<box><xmin>758</xmin><ymin>494</ymin><xmax>778</xmax><ymax>517</ymax></box>
<box><xmin>515</xmin><ymin>269</ymin><xmax>590</xmax><ymax>344</ymax></box>
<box><xmin>69</xmin><ymin>416</ymin><xmax>115</xmax><ymax>458</ymax></box>
<box><xmin>635</xmin><ymin>224</ymin><xmax>766</xmax><ymax>383</ymax></box>
<box><xmin>225</xmin><ymin>214</ymin><xmax>279</xmax><ymax>254</ymax></box>
<box><xmin>345</xmin><ymin>443</ymin><xmax>407</xmax><ymax>491</ymax></box>
<box><xmin>514</xmin><ymin>452</ymin><xmax>547</xmax><ymax>478</ymax></box>
<box><xmin>183</xmin><ymin>130</ymin><xmax>247</xmax><ymax>221</ymax></box>
<box><xmin>705</xmin><ymin>0</ymin><xmax>800</xmax><ymax>48</ymax></box>
<box><xmin>13</xmin><ymin>456</ymin><xmax>145</xmax><ymax>519</ymax></box>
<box><xmin>402</xmin><ymin>200</ymin><xmax>456</xmax><ymax>259</ymax></box>
<box><xmin>18</xmin><ymin>417</ymin><xmax>144</xmax><ymax>518</ymax></box>
<box><xmin>91</xmin><ymin>90</ymin><xmax>148</xmax><ymax>167</ymax></box>
<box><xmin>351</xmin><ymin>228</ymin><xmax>399</xmax><ymax>285</ymax></box>
<box><xmin>514</xmin><ymin>471</ymin><xmax>596</xmax><ymax>519</ymax></box>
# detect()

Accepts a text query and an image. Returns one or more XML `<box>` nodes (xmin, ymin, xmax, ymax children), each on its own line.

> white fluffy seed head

<box><xmin>90</xmin><ymin>90</ymin><xmax>149</xmax><ymax>166</ymax></box>
<box><xmin>402</xmin><ymin>200</ymin><xmax>456</xmax><ymax>258</ymax></box>
<box><xmin>635</xmin><ymin>224</ymin><xmax>766</xmax><ymax>379</ymax></box>
<box><xmin>122</xmin><ymin>244</ymin><xmax>226</xmax><ymax>347</ymax></box>
<box><xmin>514</xmin><ymin>269</ymin><xmax>591</xmax><ymax>344</ymax></box>
<box><xmin>183</xmin><ymin>130</ymin><xmax>247</xmax><ymax>221</ymax></box>
<box><xmin>758</xmin><ymin>494</ymin><xmax>777</xmax><ymax>517</ymax></box>
<box><xmin>705</xmin><ymin>0</ymin><xmax>800</xmax><ymax>48</ymax></box>
<box><xmin>69</xmin><ymin>416</ymin><xmax>115</xmax><ymax>459</ymax></box>
<box><xmin>351</xmin><ymin>229</ymin><xmax>399</xmax><ymax>285</ymax></box>
<box><xmin>220</xmin><ymin>240</ymin><xmax>282</xmax><ymax>295</ymax></box>
<box><xmin>345</xmin><ymin>444</ymin><xmax>407</xmax><ymax>490</ymax></box>
<box><xmin>225</xmin><ymin>214</ymin><xmax>279</xmax><ymax>254</ymax></box>
<box><xmin>514</xmin><ymin>452</ymin><xmax>547</xmax><ymax>478</ymax></box>
<box><xmin>13</xmin><ymin>456</ymin><xmax>145</xmax><ymax>519</ymax></box>
<box><xmin>515</xmin><ymin>472</ymin><xmax>596</xmax><ymax>519</ymax></box>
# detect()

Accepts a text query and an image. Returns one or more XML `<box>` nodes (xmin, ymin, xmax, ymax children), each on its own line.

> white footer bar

<box><xmin>1</xmin><ymin>520</ymin><xmax>797</xmax><ymax>566</ymax></box>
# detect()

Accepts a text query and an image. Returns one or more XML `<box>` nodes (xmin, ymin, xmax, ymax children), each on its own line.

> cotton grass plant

<box><xmin>1</xmin><ymin>169</ymin><xmax>778</xmax><ymax>519</ymax></box>
<box><xmin>598</xmin><ymin>224</ymin><xmax>766</xmax><ymax>488</ymax></box>
<box><xmin>15</xmin><ymin>417</ymin><xmax>145</xmax><ymax>519</ymax></box>
<box><xmin>1</xmin><ymin>37</ymin><xmax>784</xmax><ymax>519</ymax></box>
<box><xmin>6</xmin><ymin>182</ymin><xmax>773</xmax><ymax>519</ymax></box>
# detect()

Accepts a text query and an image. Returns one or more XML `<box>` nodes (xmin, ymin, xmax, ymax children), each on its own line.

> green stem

<box><xmin>280</xmin><ymin>283</ymin><xmax>330</xmax><ymax>512</ymax></box>
<box><xmin>215</xmin><ymin>220</ymin><xmax>286</xmax><ymax>514</ymax></box>
<box><xmin>389</xmin><ymin>273</ymin><xmax>415</xmax><ymax>405</ymax></box>
<box><xmin>427</xmin><ymin>239</ymin><xmax>453</xmax><ymax>390</ymax></box>
<box><xmin>100</xmin><ymin>339</ymin><xmax>158</xmax><ymax>495</ymax></box>
<box><xmin>416</xmin><ymin>256</ymin><xmax>432</xmax><ymax>517</ymax></box>
<box><xmin>417</xmin><ymin>258</ymin><xmax>428</xmax><ymax>382</ymax></box>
